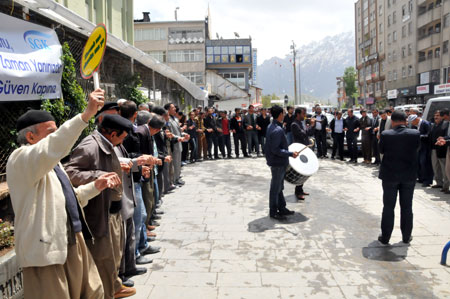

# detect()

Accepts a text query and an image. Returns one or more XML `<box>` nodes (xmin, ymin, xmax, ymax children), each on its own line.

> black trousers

<box><xmin>372</xmin><ymin>135</ymin><xmax>381</xmax><ymax>163</ymax></box>
<box><xmin>219</xmin><ymin>134</ymin><xmax>232</xmax><ymax>157</ymax></box>
<box><xmin>206</xmin><ymin>132</ymin><xmax>219</xmax><ymax>158</ymax></box>
<box><xmin>181</xmin><ymin>141</ymin><xmax>189</xmax><ymax>162</ymax></box>
<box><xmin>361</xmin><ymin>133</ymin><xmax>372</xmax><ymax>161</ymax></box>
<box><xmin>332</xmin><ymin>133</ymin><xmax>344</xmax><ymax>159</ymax></box>
<box><xmin>233</xmin><ymin>133</ymin><xmax>248</xmax><ymax>157</ymax></box>
<box><xmin>314</xmin><ymin>130</ymin><xmax>327</xmax><ymax>157</ymax></box>
<box><xmin>346</xmin><ymin>135</ymin><xmax>358</xmax><ymax>161</ymax></box>
<box><xmin>380</xmin><ymin>180</ymin><xmax>415</xmax><ymax>242</ymax></box>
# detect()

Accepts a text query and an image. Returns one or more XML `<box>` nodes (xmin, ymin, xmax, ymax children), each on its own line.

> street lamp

<box><xmin>290</xmin><ymin>41</ymin><xmax>298</xmax><ymax>106</ymax></box>
<box><xmin>175</xmin><ymin>7</ymin><xmax>180</xmax><ymax>21</ymax></box>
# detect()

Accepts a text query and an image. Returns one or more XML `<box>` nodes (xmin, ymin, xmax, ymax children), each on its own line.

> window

<box><xmin>435</xmin><ymin>47</ymin><xmax>440</xmax><ymax>58</ymax></box>
<box><xmin>379</xmin><ymin>41</ymin><xmax>383</xmax><ymax>52</ymax></box>
<box><xmin>393</xmin><ymin>11</ymin><xmax>397</xmax><ymax>24</ymax></box>
<box><xmin>408</xmin><ymin>65</ymin><xmax>413</xmax><ymax>76</ymax></box>
<box><xmin>409</xmin><ymin>0</ymin><xmax>413</xmax><ymax>13</ymax></box>
<box><xmin>221</xmin><ymin>72</ymin><xmax>246</xmax><ymax>88</ymax></box>
<box><xmin>402</xmin><ymin>67</ymin><xmax>406</xmax><ymax>78</ymax></box>
<box><xmin>168</xmin><ymin>28</ymin><xmax>204</xmax><ymax>41</ymax></box>
<box><xmin>444</xmin><ymin>41</ymin><xmax>449</xmax><ymax>53</ymax></box>
<box><xmin>364</xmin><ymin>16</ymin><xmax>369</xmax><ymax>26</ymax></box>
<box><xmin>168</xmin><ymin>50</ymin><xmax>203</xmax><ymax>63</ymax></box>
<box><xmin>206</xmin><ymin>45</ymin><xmax>250</xmax><ymax>64</ymax></box>
<box><xmin>358</xmin><ymin>7</ymin><xmax>361</xmax><ymax>16</ymax></box>
<box><xmin>393</xmin><ymin>70</ymin><xmax>397</xmax><ymax>81</ymax></box>
<box><xmin>388</xmin><ymin>33</ymin><xmax>392</xmax><ymax>44</ymax></box>
<box><xmin>393</xmin><ymin>31</ymin><xmax>397</xmax><ymax>41</ymax></box>
<box><xmin>182</xmin><ymin>72</ymin><xmax>204</xmax><ymax>84</ymax></box>
<box><xmin>358</xmin><ymin>23</ymin><xmax>361</xmax><ymax>32</ymax></box>
<box><xmin>402</xmin><ymin>46</ymin><xmax>406</xmax><ymax>58</ymax></box>
<box><xmin>402</xmin><ymin>26</ymin><xmax>406</xmax><ymax>38</ymax></box>
<box><xmin>379</xmin><ymin>5</ymin><xmax>383</xmax><ymax>16</ymax></box>
<box><xmin>436</xmin><ymin>23</ymin><xmax>441</xmax><ymax>33</ymax></box>
<box><xmin>388</xmin><ymin>15</ymin><xmax>391</xmax><ymax>26</ymax></box>
<box><xmin>363</xmin><ymin>0</ymin><xmax>368</xmax><ymax>10</ymax></box>
<box><xmin>408</xmin><ymin>22</ymin><xmax>412</xmax><ymax>35</ymax></box>
<box><xmin>379</xmin><ymin>23</ymin><xmax>383</xmax><ymax>33</ymax></box>
<box><xmin>408</xmin><ymin>44</ymin><xmax>412</xmax><ymax>55</ymax></box>
<box><xmin>393</xmin><ymin>50</ymin><xmax>397</xmax><ymax>61</ymax></box>
<box><xmin>445</xmin><ymin>14</ymin><xmax>450</xmax><ymax>28</ymax></box>
<box><xmin>436</xmin><ymin>0</ymin><xmax>442</xmax><ymax>7</ymax></box>
<box><xmin>146</xmin><ymin>51</ymin><xmax>166</xmax><ymax>62</ymax></box>
<box><xmin>388</xmin><ymin>52</ymin><xmax>392</xmax><ymax>62</ymax></box>
<box><xmin>388</xmin><ymin>71</ymin><xmax>392</xmax><ymax>81</ymax></box>
<box><xmin>135</xmin><ymin>28</ymin><xmax>166</xmax><ymax>41</ymax></box>
<box><xmin>402</xmin><ymin>5</ymin><xmax>406</xmax><ymax>17</ymax></box>
<box><xmin>427</xmin><ymin>50</ymin><xmax>433</xmax><ymax>60</ymax></box>
<box><xmin>388</xmin><ymin>0</ymin><xmax>391</xmax><ymax>8</ymax></box>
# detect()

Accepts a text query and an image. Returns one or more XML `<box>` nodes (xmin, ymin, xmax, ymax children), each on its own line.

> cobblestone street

<box><xmin>131</xmin><ymin>157</ymin><xmax>450</xmax><ymax>299</ymax></box>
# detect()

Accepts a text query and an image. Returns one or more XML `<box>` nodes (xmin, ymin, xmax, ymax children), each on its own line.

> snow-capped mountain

<box><xmin>257</xmin><ymin>32</ymin><xmax>355</xmax><ymax>104</ymax></box>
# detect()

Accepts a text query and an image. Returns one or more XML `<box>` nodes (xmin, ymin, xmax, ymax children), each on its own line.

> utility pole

<box><xmin>290</xmin><ymin>41</ymin><xmax>298</xmax><ymax>106</ymax></box>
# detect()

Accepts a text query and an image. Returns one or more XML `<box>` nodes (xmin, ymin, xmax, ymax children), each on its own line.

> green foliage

<box><xmin>115</xmin><ymin>73</ymin><xmax>149</xmax><ymax>105</ymax></box>
<box><xmin>343</xmin><ymin>67</ymin><xmax>358</xmax><ymax>103</ymax></box>
<box><xmin>262</xmin><ymin>93</ymin><xmax>279</xmax><ymax>107</ymax></box>
<box><xmin>0</xmin><ymin>219</ymin><xmax>14</xmax><ymax>250</ymax></box>
<box><xmin>41</xmin><ymin>42</ymin><xmax>89</xmax><ymax>128</ymax></box>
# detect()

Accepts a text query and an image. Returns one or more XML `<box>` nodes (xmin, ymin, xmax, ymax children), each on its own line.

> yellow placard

<box><xmin>80</xmin><ymin>24</ymin><xmax>107</xmax><ymax>79</ymax></box>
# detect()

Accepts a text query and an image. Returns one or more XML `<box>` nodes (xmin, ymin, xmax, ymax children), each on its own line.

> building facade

<box><xmin>355</xmin><ymin>0</ymin><xmax>450</xmax><ymax>106</ymax></box>
<box><xmin>54</xmin><ymin>0</ymin><xmax>134</xmax><ymax>44</ymax></box>
<box><xmin>355</xmin><ymin>0</ymin><xmax>387</xmax><ymax>108</ymax></box>
<box><xmin>134</xmin><ymin>14</ymin><xmax>210</xmax><ymax>89</ymax></box>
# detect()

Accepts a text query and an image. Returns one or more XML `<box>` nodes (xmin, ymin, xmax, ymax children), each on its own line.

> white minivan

<box><xmin>423</xmin><ymin>96</ymin><xmax>450</xmax><ymax>122</ymax></box>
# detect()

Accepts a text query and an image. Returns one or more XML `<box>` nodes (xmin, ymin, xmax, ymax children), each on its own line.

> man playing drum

<box><xmin>265</xmin><ymin>105</ymin><xmax>299</xmax><ymax>220</ymax></box>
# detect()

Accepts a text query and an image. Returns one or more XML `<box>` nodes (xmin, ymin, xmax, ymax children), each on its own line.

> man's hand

<box><xmin>436</xmin><ymin>137</ymin><xmax>446</xmax><ymax>146</ymax></box>
<box><xmin>196</xmin><ymin>129</ymin><xmax>203</xmax><ymax>133</ymax></box>
<box><xmin>142</xmin><ymin>166</ymin><xmax>150</xmax><ymax>178</ymax></box>
<box><xmin>95</xmin><ymin>172</ymin><xmax>121</xmax><ymax>191</ymax></box>
<box><xmin>354</xmin><ymin>128</ymin><xmax>360</xmax><ymax>133</ymax></box>
<box><xmin>156</xmin><ymin>158</ymin><xmax>162</xmax><ymax>166</ymax></box>
<box><xmin>164</xmin><ymin>155</ymin><xmax>172</xmax><ymax>163</ymax></box>
<box><xmin>207</xmin><ymin>128</ymin><xmax>213</xmax><ymax>133</ymax></box>
<box><xmin>344</xmin><ymin>128</ymin><xmax>348</xmax><ymax>132</ymax></box>
<box><xmin>247</xmin><ymin>126</ymin><xmax>253</xmax><ymax>130</ymax></box>
<box><xmin>120</xmin><ymin>161</ymin><xmax>133</xmax><ymax>174</ymax></box>
<box><xmin>326</xmin><ymin>128</ymin><xmax>332</xmax><ymax>133</ymax></box>
<box><xmin>256</xmin><ymin>125</ymin><xmax>261</xmax><ymax>131</ymax></box>
<box><xmin>292</xmin><ymin>151</ymin><xmax>300</xmax><ymax>159</ymax></box>
<box><xmin>374</xmin><ymin>127</ymin><xmax>379</xmax><ymax>132</ymax></box>
<box><xmin>365</xmin><ymin>127</ymin><xmax>370</xmax><ymax>131</ymax></box>
<box><xmin>217</xmin><ymin>128</ymin><xmax>223</xmax><ymax>133</ymax></box>
<box><xmin>231</xmin><ymin>129</ymin><xmax>236</xmax><ymax>134</ymax></box>
<box><xmin>81</xmin><ymin>88</ymin><xmax>105</xmax><ymax>122</ymax></box>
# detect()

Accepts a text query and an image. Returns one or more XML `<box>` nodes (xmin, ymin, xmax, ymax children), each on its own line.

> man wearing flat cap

<box><xmin>7</xmin><ymin>89</ymin><xmax>123</xmax><ymax>299</ymax></box>
<box><xmin>65</xmin><ymin>114</ymin><xmax>136</xmax><ymax>299</ymax></box>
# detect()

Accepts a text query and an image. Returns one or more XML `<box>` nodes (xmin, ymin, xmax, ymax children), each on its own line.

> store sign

<box><xmin>416</xmin><ymin>85</ymin><xmax>429</xmax><ymax>95</ymax></box>
<box><xmin>420</xmin><ymin>72</ymin><xmax>430</xmax><ymax>85</ymax></box>
<box><xmin>0</xmin><ymin>12</ymin><xmax>62</xmax><ymax>101</ymax></box>
<box><xmin>366</xmin><ymin>97</ymin><xmax>374</xmax><ymax>104</ymax></box>
<box><xmin>434</xmin><ymin>83</ymin><xmax>450</xmax><ymax>95</ymax></box>
<box><xmin>387</xmin><ymin>89</ymin><xmax>398</xmax><ymax>99</ymax></box>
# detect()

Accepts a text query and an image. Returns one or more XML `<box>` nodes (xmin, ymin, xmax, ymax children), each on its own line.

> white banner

<box><xmin>416</xmin><ymin>85</ymin><xmax>429</xmax><ymax>95</ymax></box>
<box><xmin>0</xmin><ymin>12</ymin><xmax>62</xmax><ymax>101</ymax></box>
<box><xmin>387</xmin><ymin>89</ymin><xmax>398</xmax><ymax>99</ymax></box>
<box><xmin>434</xmin><ymin>83</ymin><xmax>450</xmax><ymax>95</ymax></box>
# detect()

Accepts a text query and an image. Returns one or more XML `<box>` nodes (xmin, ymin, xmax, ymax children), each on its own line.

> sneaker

<box><xmin>114</xmin><ymin>285</ymin><xmax>136</xmax><ymax>298</ymax></box>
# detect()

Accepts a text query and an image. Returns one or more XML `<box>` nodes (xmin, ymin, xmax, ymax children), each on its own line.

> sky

<box><xmin>134</xmin><ymin>0</ymin><xmax>356</xmax><ymax>63</ymax></box>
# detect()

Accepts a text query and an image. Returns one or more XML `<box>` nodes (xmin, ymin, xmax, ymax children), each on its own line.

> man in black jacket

<box><xmin>230</xmin><ymin>108</ymin><xmax>249</xmax><ymax>158</ymax></box>
<box><xmin>370</xmin><ymin>109</ymin><xmax>381</xmax><ymax>165</ymax></box>
<box><xmin>345</xmin><ymin>109</ymin><xmax>360</xmax><ymax>163</ymax></box>
<box><xmin>430</xmin><ymin>110</ymin><xmax>449</xmax><ymax>192</ymax></box>
<box><xmin>328</xmin><ymin>111</ymin><xmax>346</xmax><ymax>161</ymax></box>
<box><xmin>204</xmin><ymin>108</ymin><xmax>219</xmax><ymax>159</ymax></box>
<box><xmin>291</xmin><ymin>107</ymin><xmax>315</xmax><ymax>200</ymax></box>
<box><xmin>378</xmin><ymin>110</ymin><xmax>420</xmax><ymax>245</ymax></box>
<box><xmin>257</xmin><ymin>108</ymin><xmax>271</xmax><ymax>155</ymax></box>
<box><xmin>312</xmin><ymin>106</ymin><xmax>328</xmax><ymax>158</ymax></box>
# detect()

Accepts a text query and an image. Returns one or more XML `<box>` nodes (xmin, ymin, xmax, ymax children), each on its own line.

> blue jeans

<box><xmin>286</xmin><ymin>132</ymin><xmax>293</xmax><ymax>145</ymax></box>
<box><xmin>269</xmin><ymin>166</ymin><xmax>287</xmax><ymax>215</ymax></box>
<box><xmin>381</xmin><ymin>180</ymin><xmax>415</xmax><ymax>242</ymax></box>
<box><xmin>133</xmin><ymin>182</ymin><xmax>148</xmax><ymax>257</ymax></box>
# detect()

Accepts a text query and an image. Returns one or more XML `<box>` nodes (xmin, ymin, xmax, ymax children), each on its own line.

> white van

<box><xmin>423</xmin><ymin>97</ymin><xmax>450</xmax><ymax>122</ymax></box>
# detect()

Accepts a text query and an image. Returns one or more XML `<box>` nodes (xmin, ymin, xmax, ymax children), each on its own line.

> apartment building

<box><xmin>54</xmin><ymin>0</ymin><xmax>134</xmax><ymax>44</ymax></box>
<box><xmin>355</xmin><ymin>0</ymin><xmax>387</xmax><ymax>108</ymax></box>
<box><xmin>134</xmin><ymin>13</ymin><xmax>210</xmax><ymax>89</ymax></box>
<box><xmin>416</xmin><ymin>0</ymin><xmax>450</xmax><ymax>99</ymax></box>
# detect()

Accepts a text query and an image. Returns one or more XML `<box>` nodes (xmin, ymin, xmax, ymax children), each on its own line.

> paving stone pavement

<box><xmin>130</xmin><ymin>157</ymin><xmax>450</xmax><ymax>299</ymax></box>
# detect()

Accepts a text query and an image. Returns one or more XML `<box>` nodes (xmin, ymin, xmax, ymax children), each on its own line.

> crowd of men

<box><xmin>6</xmin><ymin>85</ymin><xmax>450</xmax><ymax>298</ymax></box>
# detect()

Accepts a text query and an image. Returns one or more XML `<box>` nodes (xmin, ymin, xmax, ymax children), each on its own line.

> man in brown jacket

<box><xmin>66</xmin><ymin>114</ymin><xmax>135</xmax><ymax>299</ymax></box>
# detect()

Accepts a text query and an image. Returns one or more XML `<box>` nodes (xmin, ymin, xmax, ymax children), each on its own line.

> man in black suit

<box><xmin>204</xmin><ymin>108</ymin><xmax>219</xmax><ymax>159</ymax></box>
<box><xmin>345</xmin><ymin>109</ymin><xmax>360</xmax><ymax>163</ymax></box>
<box><xmin>328</xmin><ymin>111</ymin><xmax>346</xmax><ymax>161</ymax></box>
<box><xmin>409</xmin><ymin>114</ymin><xmax>433</xmax><ymax>187</ymax></box>
<box><xmin>370</xmin><ymin>109</ymin><xmax>381</xmax><ymax>165</ymax></box>
<box><xmin>291</xmin><ymin>107</ymin><xmax>315</xmax><ymax>200</ymax></box>
<box><xmin>378</xmin><ymin>110</ymin><xmax>420</xmax><ymax>245</ymax></box>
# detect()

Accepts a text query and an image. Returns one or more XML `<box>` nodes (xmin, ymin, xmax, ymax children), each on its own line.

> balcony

<box><xmin>417</xmin><ymin>5</ymin><xmax>441</xmax><ymax>28</ymax></box>
<box><xmin>417</xmin><ymin>33</ymin><xmax>442</xmax><ymax>51</ymax></box>
<box><xmin>417</xmin><ymin>56</ymin><xmax>441</xmax><ymax>73</ymax></box>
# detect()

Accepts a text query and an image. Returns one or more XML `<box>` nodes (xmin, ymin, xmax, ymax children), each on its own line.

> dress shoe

<box><xmin>402</xmin><ymin>236</ymin><xmax>413</xmax><ymax>244</ymax></box>
<box><xmin>147</xmin><ymin>231</ymin><xmax>157</xmax><ymax>237</ymax></box>
<box><xmin>377</xmin><ymin>235</ymin><xmax>389</xmax><ymax>246</ymax></box>
<box><xmin>141</xmin><ymin>245</ymin><xmax>161</xmax><ymax>255</ymax></box>
<box><xmin>279</xmin><ymin>208</ymin><xmax>295</xmax><ymax>215</ymax></box>
<box><xmin>432</xmin><ymin>185</ymin><xmax>443</xmax><ymax>189</ymax></box>
<box><xmin>301</xmin><ymin>192</ymin><xmax>310</xmax><ymax>196</ymax></box>
<box><xmin>175</xmin><ymin>179</ymin><xmax>185</xmax><ymax>185</ymax></box>
<box><xmin>151</xmin><ymin>220</ymin><xmax>160</xmax><ymax>226</ymax></box>
<box><xmin>135</xmin><ymin>256</ymin><xmax>153</xmax><ymax>265</ymax></box>
<box><xmin>155</xmin><ymin>209</ymin><xmax>164</xmax><ymax>215</ymax></box>
<box><xmin>147</xmin><ymin>236</ymin><xmax>156</xmax><ymax>242</ymax></box>
<box><xmin>168</xmin><ymin>185</ymin><xmax>177</xmax><ymax>191</ymax></box>
<box><xmin>269</xmin><ymin>213</ymin><xmax>286</xmax><ymax>221</ymax></box>
<box><xmin>114</xmin><ymin>285</ymin><xmax>136</xmax><ymax>298</ymax></box>
<box><xmin>121</xmin><ymin>278</ymin><xmax>134</xmax><ymax>287</ymax></box>
<box><xmin>124</xmin><ymin>267</ymin><xmax>147</xmax><ymax>276</ymax></box>
<box><xmin>152</xmin><ymin>214</ymin><xmax>162</xmax><ymax>220</ymax></box>
<box><xmin>296</xmin><ymin>194</ymin><xmax>305</xmax><ymax>200</ymax></box>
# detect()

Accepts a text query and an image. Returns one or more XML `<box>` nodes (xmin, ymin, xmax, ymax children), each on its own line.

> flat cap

<box><xmin>16</xmin><ymin>110</ymin><xmax>55</xmax><ymax>131</ymax></box>
<box><xmin>95</xmin><ymin>102</ymin><xmax>119</xmax><ymax>117</ymax></box>
<box><xmin>101</xmin><ymin>114</ymin><xmax>133</xmax><ymax>132</ymax></box>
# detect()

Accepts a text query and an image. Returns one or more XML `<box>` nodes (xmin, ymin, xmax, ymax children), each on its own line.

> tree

<box><xmin>342</xmin><ymin>66</ymin><xmax>358</xmax><ymax>106</ymax></box>
<box><xmin>115</xmin><ymin>73</ymin><xmax>149</xmax><ymax>105</ymax></box>
<box><xmin>262</xmin><ymin>93</ymin><xmax>279</xmax><ymax>107</ymax></box>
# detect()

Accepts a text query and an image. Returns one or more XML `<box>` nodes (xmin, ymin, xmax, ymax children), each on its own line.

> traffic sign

<box><xmin>80</xmin><ymin>24</ymin><xmax>107</xmax><ymax>79</ymax></box>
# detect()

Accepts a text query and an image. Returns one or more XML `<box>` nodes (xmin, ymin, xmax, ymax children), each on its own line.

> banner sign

<box><xmin>0</xmin><ymin>12</ymin><xmax>62</xmax><ymax>101</ymax></box>
<box><xmin>434</xmin><ymin>83</ymin><xmax>450</xmax><ymax>95</ymax></box>
<box><xmin>416</xmin><ymin>85</ymin><xmax>430</xmax><ymax>95</ymax></box>
<box><xmin>387</xmin><ymin>89</ymin><xmax>398</xmax><ymax>99</ymax></box>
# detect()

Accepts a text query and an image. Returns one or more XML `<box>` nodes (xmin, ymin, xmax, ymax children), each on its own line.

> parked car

<box><xmin>422</xmin><ymin>97</ymin><xmax>450</xmax><ymax>122</ymax></box>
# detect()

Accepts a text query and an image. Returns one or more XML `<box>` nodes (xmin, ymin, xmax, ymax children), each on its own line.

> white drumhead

<box><xmin>288</xmin><ymin>143</ymin><xmax>319</xmax><ymax>176</ymax></box>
